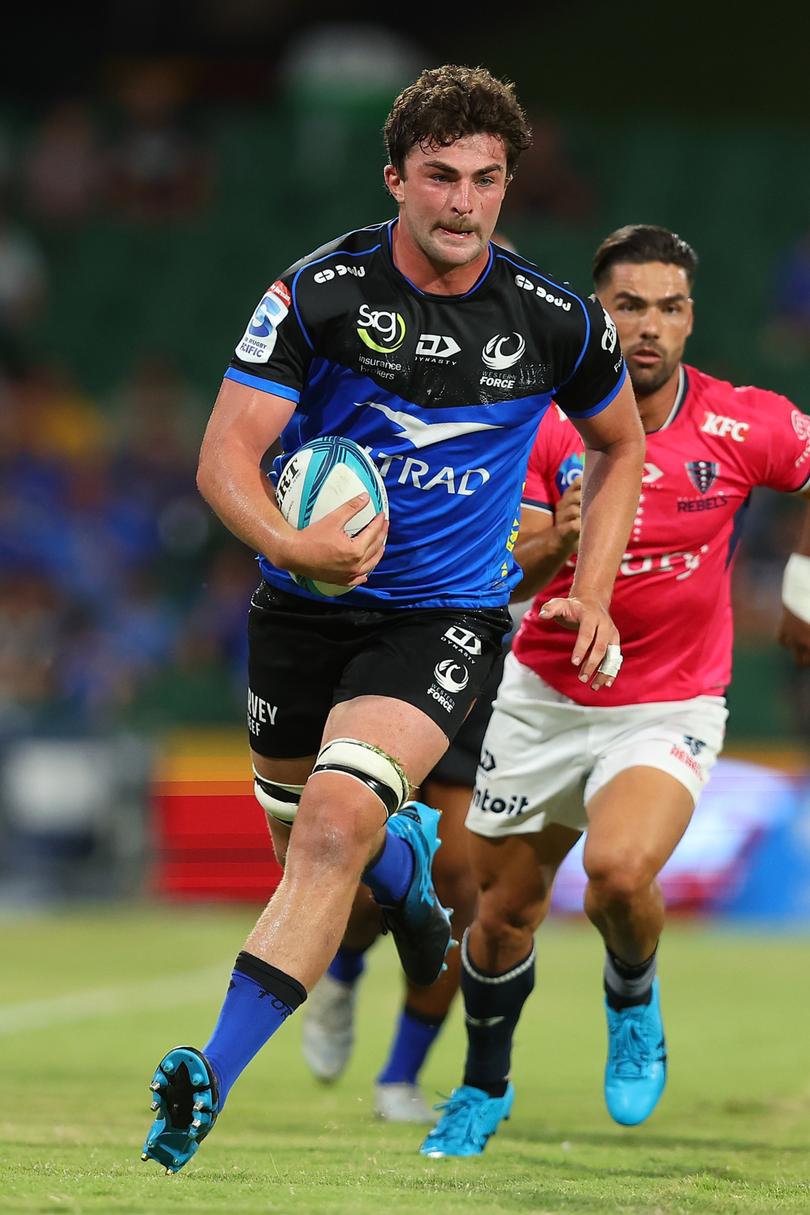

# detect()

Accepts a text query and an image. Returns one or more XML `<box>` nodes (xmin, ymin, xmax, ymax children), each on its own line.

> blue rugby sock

<box><xmin>327</xmin><ymin>946</ymin><xmax>366</xmax><ymax>985</ymax></box>
<box><xmin>377</xmin><ymin>1006</ymin><xmax>444</xmax><ymax>1085</ymax></box>
<box><xmin>362</xmin><ymin>828</ymin><xmax>414</xmax><ymax>906</ymax></box>
<box><xmin>203</xmin><ymin>951</ymin><xmax>306</xmax><ymax>1106</ymax></box>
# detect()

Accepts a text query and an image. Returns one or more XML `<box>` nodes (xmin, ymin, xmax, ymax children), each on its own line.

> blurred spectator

<box><xmin>105</xmin><ymin>59</ymin><xmax>213</xmax><ymax>222</ymax></box>
<box><xmin>502</xmin><ymin>112</ymin><xmax>595</xmax><ymax>225</ymax></box>
<box><xmin>22</xmin><ymin>101</ymin><xmax>106</xmax><ymax>224</ymax></box>
<box><xmin>0</xmin><ymin>204</ymin><xmax>48</xmax><ymax>373</ymax></box>
<box><xmin>761</xmin><ymin>229</ymin><xmax>810</xmax><ymax>364</ymax></box>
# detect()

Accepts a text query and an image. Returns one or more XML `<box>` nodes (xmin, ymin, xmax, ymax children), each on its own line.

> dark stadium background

<box><xmin>0</xmin><ymin>0</ymin><xmax>808</xmax><ymax>911</ymax></box>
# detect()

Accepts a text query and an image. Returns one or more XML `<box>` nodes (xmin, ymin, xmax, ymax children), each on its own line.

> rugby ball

<box><xmin>274</xmin><ymin>435</ymin><xmax>388</xmax><ymax>597</ymax></box>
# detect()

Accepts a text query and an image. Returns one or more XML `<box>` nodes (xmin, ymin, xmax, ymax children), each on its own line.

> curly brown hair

<box><xmin>384</xmin><ymin>64</ymin><xmax>532</xmax><ymax>179</ymax></box>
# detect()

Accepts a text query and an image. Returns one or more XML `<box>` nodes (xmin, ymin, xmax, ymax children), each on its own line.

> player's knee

<box><xmin>288</xmin><ymin>798</ymin><xmax>371</xmax><ymax>874</ymax></box>
<box><xmin>476</xmin><ymin>890</ymin><xmax>539</xmax><ymax>953</ymax></box>
<box><xmin>433</xmin><ymin>853</ymin><xmax>478</xmax><ymax>919</ymax></box>
<box><xmin>585</xmin><ymin>848</ymin><xmax>658</xmax><ymax>905</ymax></box>
<box><xmin>310</xmin><ymin>737</ymin><xmax>410</xmax><ymax>817</ymax></box>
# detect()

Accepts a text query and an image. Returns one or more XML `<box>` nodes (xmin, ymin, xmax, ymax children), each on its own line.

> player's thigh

<box><xmin>583</xmin><ymin>767</ymin><xmax>695</xmax><ymax>888</ymax></box>
<box><xmin>465</xmin><ymin>653</ymin><xmax>592</xmax><ymax>839</ymax></box>
<box><xmin>247</xmin><ymin>581</ymin><xmax>351</xmax><ymax>760</ymax></box>
<box><xmin>583</xmin><ymin>695</ymin><xmax>727</xmax><ymax>883</ymax></box>
<box><xmin>325</xmin><ymin>605</ymin><xmax>512</xmax><ymax>790</ymax></box>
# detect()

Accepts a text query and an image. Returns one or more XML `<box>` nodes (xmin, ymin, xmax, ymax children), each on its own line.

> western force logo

<box><xmin>556</xmin><ymin>452</ymin><xmax>585</xmax><ymax>493</ymax></box>
<box><xmin>357</xmin><ymin>304</ymin><xmax>406</xmax><ymax>353</ymax></box>
<box><xmin>434</xmin><ymin>659</ymin><xmax>469</xmax><ymax>693</ymax></box>
<box><xmin>685</xmin><ymin>460</ymin><xmax>719</xmax><ymax>494</ymax></box>
<box><xmin>237</xmin><ymin>281</ymin><xmax>291</xmax><ymax>363</ymax></box>
<box><xmin>482</xmin><ymin>332</ymin><xmax>526</xmax><ymax>370</ymax></box>
<box><xmin>416</xmin><ymin>333</ymin><xmax>461</xmax><ymax>359</ymax></box>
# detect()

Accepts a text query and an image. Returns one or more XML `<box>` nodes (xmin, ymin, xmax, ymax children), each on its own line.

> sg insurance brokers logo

<box><xmin>357</xmin><ymin>304</ymin><xmax>406</xmax><ymax>354</ymax></box>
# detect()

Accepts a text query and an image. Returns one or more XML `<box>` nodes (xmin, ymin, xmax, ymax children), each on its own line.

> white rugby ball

<box><xmin>274</xmin><ymin>435</ymin><xmax>388</xmax><ymax>597</ymax></box>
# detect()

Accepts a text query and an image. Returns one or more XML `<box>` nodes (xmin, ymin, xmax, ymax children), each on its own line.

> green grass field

<box><xmin>1</xmin><ymin>905</ymin><xmax>809</xmax><ymax>1214</ymax></box>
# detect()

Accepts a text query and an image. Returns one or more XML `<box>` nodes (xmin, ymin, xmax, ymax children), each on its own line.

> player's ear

<box><xmin>384</xmin><ymin>164</ymin><xmax>405</xmax><ymax>204</ymax></box>
<box><xmin>685</xmin><ymin>297</ymin><xmax>695</xmax><ymax>338</ymax></box>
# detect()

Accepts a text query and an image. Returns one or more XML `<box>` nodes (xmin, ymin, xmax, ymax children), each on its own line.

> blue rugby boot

<box><xmin>420</xmin><ymin>1083</ymin><xmax>515</xmax><ymax>1158</ymax></box>
<box><xmin>380</xmin><ymin>801</ymin><xmax>454</xmax><ymax>988</ymax></box>
<box><xmin>141</xmin><ymin>1046</ymin><xmax>220</xmax><ymax>1174</ymax></box>
<box><xmin>604</xmin><ymin>979</ymin><xmax>667</xmax><ymax>1126</ymax></box>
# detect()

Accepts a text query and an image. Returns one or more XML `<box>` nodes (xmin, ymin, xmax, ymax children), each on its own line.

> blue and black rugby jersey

<box><xmin>225</xmin><ymin>220</ymin><xmax>626</xmax><ymax>609</ymax></box>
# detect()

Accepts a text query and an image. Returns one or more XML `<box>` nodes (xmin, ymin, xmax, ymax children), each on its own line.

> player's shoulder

<box><xmin>685</xmin><ymin>363</ymin><xmax>799</xmax><ymax>428</ymax></box>
<box><xmin>492</xmin><ymin>246</ymin><xmax>592</xmax><ymax>329</ymax></box>
<box><xmin>279</xmin><ymin>222</ymin><xmax>389</xmax><ymax>283</ymax></box>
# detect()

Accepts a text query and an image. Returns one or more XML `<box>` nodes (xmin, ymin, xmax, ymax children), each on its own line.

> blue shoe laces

<box><xmin>608</xmin><ymin>1011</ymin><xmax>657</xmax><ymax>1078</ymax></box>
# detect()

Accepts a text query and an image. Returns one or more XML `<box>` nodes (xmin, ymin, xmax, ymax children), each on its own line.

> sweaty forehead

<box><xmin>605</xmin><ymin>261</ymin><xmax>691</xmax><ymax>300</ymax></box>
<box><xmin>406</xmin><ymin>132</ymin><xmax>508</xmax><ymax>172</ymax></box>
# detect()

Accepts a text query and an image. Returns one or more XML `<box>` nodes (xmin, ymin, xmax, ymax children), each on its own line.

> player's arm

<box><xmin>512</xmin><ymin>479</ymin><xmax>581</xmax><ymax>602</ymax></box>
<box><xmin>778</xmin><ymin>492</ymin><xmax>810</xmax><ymax>666</ymax></box>
<box><xmin>197</xmin><ymin>377</ymin><xmax>387</xmax><ymax>587</ymax></box>
<box><xmin>541</xmin><ymin>375</ymin><xmax>644</xmax><ymax>685</ymax></box>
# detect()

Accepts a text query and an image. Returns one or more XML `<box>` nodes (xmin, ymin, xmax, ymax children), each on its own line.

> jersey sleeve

<box><xmin>748</xmin><ymin>390</ymin><xmax>810</xmax><ymax>493</ymax></box>
<box><xmin>223</xmin><ymin>275</ymin><xmax>312</xmax><ymax>404</ymax></box>
<box><xmin>553</xmin><ymin>294</ymin><xmax>627</xmax><ymax>420</ymax></box>
<box><xmin>522</xmin><ymin>406</ymin><xmax>582</xmax><ymax>513</ymax></box>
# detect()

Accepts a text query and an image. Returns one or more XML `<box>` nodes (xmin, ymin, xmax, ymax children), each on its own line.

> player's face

<box><xmin>597</xmin><ymin>261</ymin><xmax>693</xmax><ymax>398</ymax></box>
<box><xmin>384</xmin><ymin>133</ymin><xmax>509</xmax><ymax>272</ymax></box>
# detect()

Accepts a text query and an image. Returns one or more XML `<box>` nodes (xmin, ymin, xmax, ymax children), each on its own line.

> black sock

<box><xmin>460</xmin><ymin>929</ymin><xmax>535</xmax><ymax>1098</ymax></box>
<box><xmin>604</xmin><ymin>946</ymin><xmax>657</xmax><ymax>1010</ymax></box>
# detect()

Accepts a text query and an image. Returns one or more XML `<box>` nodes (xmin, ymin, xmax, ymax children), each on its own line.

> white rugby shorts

<box><xmin>465</xmin><ymin>653</ymin><xmax>728</xmax><ymax>838</ymax></box>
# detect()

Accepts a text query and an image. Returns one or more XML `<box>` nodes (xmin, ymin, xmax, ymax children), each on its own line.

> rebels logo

<box><xmin>685</xmin><ymin>460</ymin><xmax>719</xmax><ymax>494</ymax></box>
<box><xmin>701</xmin><ymin>412</ymin><xmax>749</xmax><ymax>442</ymax></box>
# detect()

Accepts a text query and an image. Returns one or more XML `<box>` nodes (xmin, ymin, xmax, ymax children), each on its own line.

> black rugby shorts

<box><xmin>246</xmin><ymin>581</ymin><xmax>510</xmax><ymax>759</ymax></box>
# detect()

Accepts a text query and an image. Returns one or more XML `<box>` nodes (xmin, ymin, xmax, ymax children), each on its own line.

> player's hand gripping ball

<box><xmin>274</xmin><ymin>435</ymin><xmax>388</xmax><ymax>597</ymax></box>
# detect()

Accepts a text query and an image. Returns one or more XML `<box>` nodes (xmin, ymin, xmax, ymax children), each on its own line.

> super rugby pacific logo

<box><xmin>357</xmin><ymin>304</ymin><xmax>406</xmax><ymax>354</ymax></box>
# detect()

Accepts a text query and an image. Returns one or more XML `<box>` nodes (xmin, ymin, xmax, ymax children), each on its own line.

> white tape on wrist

<box><xmin>782</xmin><ymin>553</ymin><xmax>810</xmax><ymax>625</ymax></box>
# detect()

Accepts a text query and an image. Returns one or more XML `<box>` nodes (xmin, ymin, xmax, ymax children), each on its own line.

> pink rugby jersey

<box><xmin>513</xmin><ymin>364</ymin><xmax>810</xmax><ymax>705</ymax></box>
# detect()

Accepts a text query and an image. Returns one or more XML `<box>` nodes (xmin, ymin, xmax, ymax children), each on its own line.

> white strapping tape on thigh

<box><xmin>253</xmin><ymin>769</ymin><xmax>306</xmax><ymax>824</ymax></box>
<box><xmin>311</xmin><ymin>737</ymin><xmax>409</xmax><ymax>817</ymax></box>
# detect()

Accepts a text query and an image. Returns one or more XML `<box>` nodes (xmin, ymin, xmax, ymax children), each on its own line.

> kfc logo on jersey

<box><xmin>482</xmin><ymin>332</ymin><xmax>526</xmax><ymax>370</ymax></box>
<box><xmin>701</xmin><ymin>412</ymin><xmax>750</xmax><ymax>442</ymax></box>
<box><xmin>685</xmin><ymin>460</ymin><xmax>720</xmax><ymax>494</ymax></box>
<box><xmin>237</xmin><ymin>282</ymin><xmax>291</xmax><ymax>363</ymax></box>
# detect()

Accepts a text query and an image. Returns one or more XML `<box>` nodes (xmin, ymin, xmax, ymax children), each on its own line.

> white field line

<box><xmin>0</xmin><ymin>964</ymin><xmax>227</xmax><ymax>1035</ymax></box>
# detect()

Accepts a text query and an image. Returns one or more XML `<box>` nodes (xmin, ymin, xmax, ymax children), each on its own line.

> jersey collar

<box><xmin>649</xmin><ymin>365</ymin><xmax>689</xmax><ymax>433</ymax></box>
<box><xmin>383</xmin><ymin>219</ymin><xmax>495</xmax><ymax>300</ymax></box>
